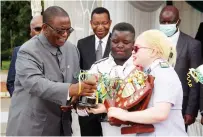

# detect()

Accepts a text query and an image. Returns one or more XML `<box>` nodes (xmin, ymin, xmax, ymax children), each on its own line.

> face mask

<box><xmin>159</xmin><ymin>23</ymin><xmax>177</xmax><ymax>37</ymax></box>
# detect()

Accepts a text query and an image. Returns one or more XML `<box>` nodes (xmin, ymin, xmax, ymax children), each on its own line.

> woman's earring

<box><xmin>169</xmin><ymin>52</ymin><xmax>173</xmax><ymax>58</ymax></box>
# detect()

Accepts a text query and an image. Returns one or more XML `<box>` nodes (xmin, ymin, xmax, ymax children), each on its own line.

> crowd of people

<box><xmin>6</xmin><ymin>5</ymin><xmax>203</xmax><ymax>136</ymax></box>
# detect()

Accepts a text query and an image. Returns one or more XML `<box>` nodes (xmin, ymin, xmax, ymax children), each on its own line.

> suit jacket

<box><xmin>77</xmin><ymin>34</ymin><xmax>111</xmax><ymax>70</ymax></box>
<box><xmin>77</xmin><ymin>34</ymin><xmax>111</xmax><ymax>136</ymax></box>
<box><xmin>6</xmin><ymin>46</ymin><xmax>21</xmax><ymax>96</ymax></box>
<box><xmin>195</xmin><ymin>22</ymin><xmax>203</xmax><ymax>57</ymax></box>
<box><xmin>174</xmin><ymin>31</ymin><xmax>201</xmax><ymax>117</ymax></box>
<box><xmin>6</xmin><ymin>34</ymin><xmax>80</xmax><ymax>136</ymax></box>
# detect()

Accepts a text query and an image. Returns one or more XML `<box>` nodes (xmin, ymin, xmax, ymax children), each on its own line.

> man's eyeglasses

<box><xmin>45</xmin><ymin>23</ymin><xmax>74</xmax><ymax>35</ymax></box>
<box><xmin>133</xmin><ymin>45</ymin><xmax>152</xmax><ymax>52</ymax></box>
<box><xmin>33</xmin><ymin>27</ymin><xmax>42</xmax><ymax>32</ymax></box>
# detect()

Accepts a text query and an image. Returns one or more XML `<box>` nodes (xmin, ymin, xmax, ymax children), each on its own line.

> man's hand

<box><xmin>69</xmin><ymin>80</ymin><xmax>97</xmax><ymax>96</ymax></box>
<box><xmin>60</xmin><ymin>105</ymin><xmax>73</xmax><ymax>112</ymax></box>
<box><xmin>60</xmin><ymin>96</ymin><xmax>79</xmax><ymax>112</ymax></box>
<box><xmin>184</xmin><ymin>114</ymin><xmax>196</xmax><ymax>125</ymax></box>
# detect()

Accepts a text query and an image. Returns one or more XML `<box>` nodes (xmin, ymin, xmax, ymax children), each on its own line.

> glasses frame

<box><xmin>133</xmin><ymin>45</ymin><xmax>153</xmax><ymax>52</ymax></box>
<box><xmin>45</xmin><ymin>23</ymin><xmax>74</xmax><ymax>35</ymax></box>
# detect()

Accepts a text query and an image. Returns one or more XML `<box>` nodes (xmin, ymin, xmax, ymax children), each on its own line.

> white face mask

<box><xmin>159</xmin><ymin>22</ymin><xmax>178</xmax><ymax>37</ymax></box>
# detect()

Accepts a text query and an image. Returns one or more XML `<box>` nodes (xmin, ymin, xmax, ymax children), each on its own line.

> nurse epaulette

<box><xmin>94</xmin><ymin>57</ymin><xmax>109</xmax><ymax>64</ymax></box>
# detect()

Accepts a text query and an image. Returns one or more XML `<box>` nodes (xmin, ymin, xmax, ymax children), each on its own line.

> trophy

<box><xmin>103</xmin><ymin>66</ymin><xmax>155</xmax><ymax>134</ymax></box>
<box><xmin>77</xmin><ymin>71</ymin><xmax>118</xmax><ymax>108</ymax></box>
<box><xmin>78</xmin><ymin>71</ymin><xmax>99</xmax><ymax>108</ymax></box>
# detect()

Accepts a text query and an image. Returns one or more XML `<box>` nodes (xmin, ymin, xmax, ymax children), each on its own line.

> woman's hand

<box><xmin>86</xmin><ymin>103</ymin><xmax>107</xmax><ymax>114</ymax></box>
<box><xmin>108</xmin><ymin>107</ymin><xmax>128</xmax><ymax>121</ymax></box>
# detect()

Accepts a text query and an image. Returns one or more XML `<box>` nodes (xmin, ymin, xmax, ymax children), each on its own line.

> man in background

<box><xmin>159</xmin><ymin>5</ymin><xmax>202</xmax><ymax>130</ymax></box>
<box><xmin>6</xmin><ymin>15</ymin><xmax>43</xmax><ymax>96</ymax></box>
<box><xmin>78</xmin><ymin>22</ymin><xmax>135</xmax><ymax>136</ymax></box>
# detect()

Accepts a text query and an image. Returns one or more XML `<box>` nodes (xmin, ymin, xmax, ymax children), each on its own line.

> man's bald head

<box><xmin>159</xmin><ymin>6</ymin><xmax>180</xmax><ymax>24</ymax></box>
<box><xmin>43</xmin><ymin>6</ymin><xmax>69</xmax><ymax>24</ymax></box>
<box><xmin>30</xmin><ymin>15</ymin><xmax>43</xmax><ymax>37</ymax></box>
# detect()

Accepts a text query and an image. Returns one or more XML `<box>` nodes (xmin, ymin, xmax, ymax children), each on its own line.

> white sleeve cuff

<box><xmin>76</xmin><ymin>108</ymin><xmax>89</xmax><ymax>117</ymax></box>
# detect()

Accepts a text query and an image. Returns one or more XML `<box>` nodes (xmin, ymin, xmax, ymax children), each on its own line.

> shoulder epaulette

<box><xmin>94</xmin><ymin>57</ymin><xmax>109</xmax><ymax>64</ymax></box>
<box><xmin>159</xmin><ymin>62</ymin><xmax>169</xmax><ymax>68</ymax></box>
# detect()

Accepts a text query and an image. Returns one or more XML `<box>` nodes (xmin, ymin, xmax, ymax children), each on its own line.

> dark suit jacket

<box><xmin>175</xmin><ymin>32</ymin><xmax>201</xmax><ymax>117</ymax></box>
<box><xmin>77</xmin><ymin>34</ymin><xmax>111</xmax><ymax>70</ymax></box>
<box><xmin>6</xmin><ymin>46</ymin><xmax>21</xmax><ymax>97</ymax></box>
<box><xmin>77</xmin><ymin>34</ymin><xmax>111</xmax><ymax>136</ymax></box>
<box><xmin>195</xmin><ymin>22</ymin><xmax>203</xmax><ymax>116</ymax></box>
<box><xmin>195</xmin><ymin>22</ymin><xmax>203</xmax><ymax>56</ymax></box>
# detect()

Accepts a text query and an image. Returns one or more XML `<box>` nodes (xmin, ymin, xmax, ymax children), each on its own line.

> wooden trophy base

<box><xmin>104</xmin><ymin>99</ymin><xmax>154</xmax><ymax>134</ymax></box>
<box><xmin>121</xmin><ymin>124</ymin><xmax>154</xmax><ymax>134</ymax></box>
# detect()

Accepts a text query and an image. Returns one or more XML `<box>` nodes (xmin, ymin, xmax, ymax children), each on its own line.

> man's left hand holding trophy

<box><xmin>77</xmin><ymin>70</ymin><xmax>100</xmax><ymax>108</ymax></box>
<box><xmin>60</xmin><ymin>70</ymin><xmax>97</xmax><ymax>112</ymax></box>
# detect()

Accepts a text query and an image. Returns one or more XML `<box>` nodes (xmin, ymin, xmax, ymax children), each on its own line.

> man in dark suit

<box><xmin>77</xmin><ymin>7</ymin><xmax>112</xmax><ymax>136</ymax></box>
<box><xmin>195</xmin><ymin>22</ymin><xmax>203</xmax><ymax>125</ymax></box>
<box><xmin>159</xmin><ymin>6</ymin><xmax>202</xmax><ymax>130</ymax></box>
<box><xmin>6</xmin><ymin>15</ymin><xmax>43</xmax><ymax>96</ymax></box>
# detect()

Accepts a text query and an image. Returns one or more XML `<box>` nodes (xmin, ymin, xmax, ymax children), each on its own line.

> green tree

<box><xmin>1</xmin><ymin>1</ymin><xmax>32</xmax><ymax>60</ymax></box>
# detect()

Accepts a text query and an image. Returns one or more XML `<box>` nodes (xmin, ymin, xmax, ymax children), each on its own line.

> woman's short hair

<box><xmin>137</xmin><ymin>29</ymin><xmax>176</xmax><ymax>65</ymax></box>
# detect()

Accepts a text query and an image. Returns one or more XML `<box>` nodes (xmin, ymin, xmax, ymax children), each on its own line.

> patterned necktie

<box><xmin>96</xmin><ymin>40</ymin><xmax>103</xmax><ymax>61</ymax></box>
<box><xmin>56</xmin><ymin>48</ymin><xmax>65</xmax><ymax>82</ymax></box>
<box><xmin>56</xmin><ymin>48</ymin><xmax>62</xmax><ymax>67</ymax></box>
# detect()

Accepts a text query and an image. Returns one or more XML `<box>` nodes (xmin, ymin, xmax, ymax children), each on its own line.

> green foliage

<box><xmin>1</xmin><ymin>1</ymin><xmax>32</xmax><ymax>53</ymax></box>
<box><xmin>1</xmin><ymin>60</ymin><xmax>11</xmax><ymax>70</ymax></box>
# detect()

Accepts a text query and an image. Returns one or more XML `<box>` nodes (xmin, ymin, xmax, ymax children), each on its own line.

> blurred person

<box><xmin>6</xmin><ymin>15</ymin><xmax>43</xmax><ymax>96</ymax></box>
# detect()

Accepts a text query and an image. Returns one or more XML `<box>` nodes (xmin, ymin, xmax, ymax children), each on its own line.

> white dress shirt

<box><xmin>167</xmin><ymin>29</ymin><xmax>180</xmax><ymax>67</ymax></box>
<box><xmin>168</xmin><ymin>29</ymin><xmax>180</xmax><ymax>47</ymax></box>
